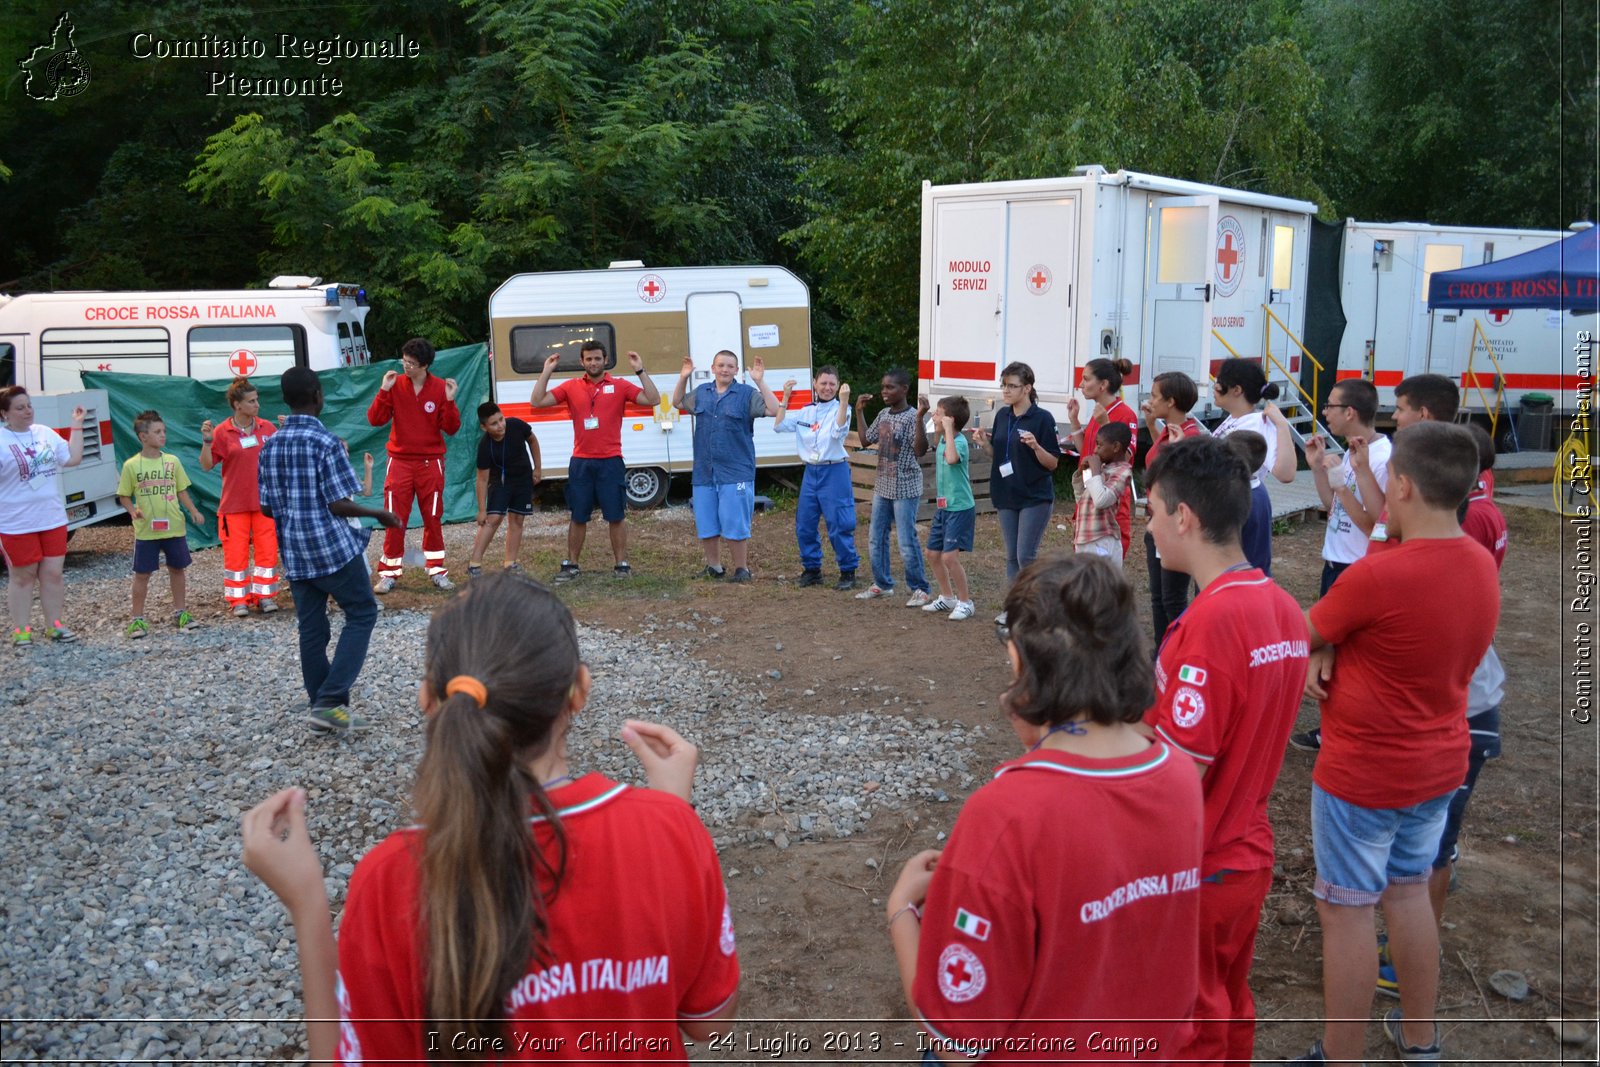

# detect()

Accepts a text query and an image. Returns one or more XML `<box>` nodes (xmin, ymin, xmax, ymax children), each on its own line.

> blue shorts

<box><xmin>566</xmin><ymin>456</ymin><xmax>626</xmax><ymax>524</ymax></box>
<box><xmin>486</xmin><ymin>480</ymin><xmax>535</xmax><ymax>516</ymax></box>
<box><xmin>692</xmin><ymin>482</ymin><xmax>755</xmax><ymax>541</ymax></box>
<box><xmin>927</xmin><ymin>507</ymin><xmax>975</xmax><ymax>553</ymax></box>
<box><xmin>1311</xmin><ymin>783</ymin><xmax>1451</xmax><ymax>906</ymax></box>
<box><xmin>133</xmin><ymin>535</ymin><xmax>192</xmax><ymax>574</ymax></box>
<box><xmin>1435</xmin><ymin>705</ymin><xmax>1502</xmax><ymax>868</ymax></box>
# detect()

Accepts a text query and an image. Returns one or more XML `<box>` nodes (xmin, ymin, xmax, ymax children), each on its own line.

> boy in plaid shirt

<box><xmin>1072</xmin><ymin>422</ymin><xmax>1133</xmax><ymax>564</ymax></box>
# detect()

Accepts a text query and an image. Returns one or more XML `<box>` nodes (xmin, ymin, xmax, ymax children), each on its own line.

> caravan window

<box><xmin>41</xmin><ymin>327</ymin><xmax>171</xmax><ymax>392</ymax></box>
<box><xmin>510</xmin><ymin>323</ymin><xmax>617</xmax><ymax>374</ymax></box>
<box><xmin>189</xmin><ymin>325</ymin><xmax>304</xmax><ymax>380</ymax></box>
<box><xmin>0</xmin><ymin>343</ymin><xmax>13</xmax><ymax>388</ymax></box>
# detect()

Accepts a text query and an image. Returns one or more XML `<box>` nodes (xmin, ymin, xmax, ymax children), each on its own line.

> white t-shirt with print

<box><xmin>1323</xmin><ymin>434</ymin><xmax>1392</xmax><ymax>564</ymax></box>
<box><xmin>1213</xmin><ymin>410</ymin><xmax>1277</xmax><ymax>489</ymax></box>
<box><xmin>0</xmin><ymin>424</ymin><xmax>70</xmax><ymax>535</ymax></box>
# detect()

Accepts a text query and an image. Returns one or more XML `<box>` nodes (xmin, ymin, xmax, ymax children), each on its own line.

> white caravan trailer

<box><xmin>0</xmin><ymin>276</ymin><xmax>373</xmax><ymax>393</ymax></box>
<box><xmin>919</xmin><ymin>167</ymin><xmax>1319</xmax><ymax>425</ymax></box>
<box><xmin>0</xmin><ymin>277</ymin><xmax>371</xmax><ymax>530</ymax></box>
<box><xmin>488</xmin><ymin>264</ymin><xmax>812</xmax><ymax>507</ymax></box>
<box><xmin>1320</xmin><ymin>220</ymin><xmax>1583</xmax><ymax>416</ymax></box>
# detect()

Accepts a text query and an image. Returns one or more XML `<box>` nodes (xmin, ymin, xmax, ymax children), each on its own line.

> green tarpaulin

<box><xmin>82</xmin><ymin>344</ymin><xmax>490</xmax><ymax>550</ymax></box>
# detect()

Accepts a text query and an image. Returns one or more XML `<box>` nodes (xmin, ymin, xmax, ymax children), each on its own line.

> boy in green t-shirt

<box><xmin>922</xmin><ymin>396</ymin><xmax>976</xmax><ymax>621</ymax></box>
<box><xmin>116</xmin><ymin>410</ymin><xmax>206</xmax><ymax>638</ymax></box>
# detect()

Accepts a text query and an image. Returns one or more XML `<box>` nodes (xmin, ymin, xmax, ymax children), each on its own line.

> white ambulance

<box><xmin>0</xmin><ymin>276</ymin><xmax>371</xmax><ymax>529</ymax></box>
<box><xmin>918</xmin><ymin>167</ymin><xmax>1319</xmax><ymax>425</ymax></box>
<box><xmin>487</xmin><ymin>263</ymin><xmax>813</xmax><ymax>507</ymax></box>
<box><xmin>1319</xmin><ymin>220</ymin><xmax>1584</xmax><ymax>417</ymax></box>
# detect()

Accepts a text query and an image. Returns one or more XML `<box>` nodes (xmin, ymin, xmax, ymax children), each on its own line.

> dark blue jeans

<box><xmin>290</xmin><ymin>552</ymin><xmax>379</xmax><ymax>710</ymax></box>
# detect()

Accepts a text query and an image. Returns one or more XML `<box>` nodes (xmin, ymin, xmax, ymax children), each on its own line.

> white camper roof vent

<box><xmin>1073</xmin><ymin>164</ymin><xmax>1108</xmax><ymax>178</ymax></box>
<box><xmin>269</xmin><ymin>275</ymin><xmax>323</xmax><ymax>288</ymax></box>
<box><xmin>608</xmin><ymin>260</ymin><xmax>646</xmax><ymax>269</ymax></box>
<box><xmin>1570</xmin><ymin>221</ymin><xmax>1595</xmax><ymax>232</ymax></box>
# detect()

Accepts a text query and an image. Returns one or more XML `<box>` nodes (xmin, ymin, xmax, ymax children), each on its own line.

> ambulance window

<box><xmin>1420</xmin><ymin>245</ymin><xmax>1464</xmax><ymax>302</ymax></box>
<box><xmin>0</xmin><ymin>344</ymin><xmax>13</xmax><ymax>388</ymax></box>
<box><xmin>510</xmin><ymin>323</ymin><xmax>617</xmax><ymax>374</ymax></box>
<box><xmin>1272</xmin><ymin>225</ymin><xmax>1295</xmax><ymax>291</ymax></box>
<box><xmin>41</xmin><ymin>327</ymin><xmax>171</xmax><ymax>392</ymax></box>
<box><xmin>188</xmin><ymin>325</ymin><xmax>305</xmax><ymax>380</ymax></box>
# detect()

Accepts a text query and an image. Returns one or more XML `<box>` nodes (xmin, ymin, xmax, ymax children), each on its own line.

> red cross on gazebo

<box><xmin>1217</xmin><ymin>233</ymin><xmax>1240</xmax><ymax>281</ymax></box>
<box><xmin>1486</xmin><ymin>308</ymin><xmax>1512</xmax><ymax>326</ymax></box>
<box><xmin>229</xmin><ymin>349</ymin><xmax>257</xmax><ymax>376</ymax></box>
<box><xmin>944</xmin><ymin>957</ymin><xmax>973</xmax><ymax>989</ymax></box>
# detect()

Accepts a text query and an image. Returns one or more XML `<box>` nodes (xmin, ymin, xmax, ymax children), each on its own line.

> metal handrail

<box><xmin>1463</xmin><ymin>320</ymin><xmax>1506</xmax><ymax>438</ymax></box>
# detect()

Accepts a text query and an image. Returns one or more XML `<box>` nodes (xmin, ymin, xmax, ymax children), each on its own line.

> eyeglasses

<box><xmin>1321</xmin><ymin>403</ymin><xmax>1353</xmax><ymax>412</ymax></box>
<box><xmin>1000</xmin><ymin>382</ymin><xmax>1024</xmax><ymax>390</ymax></box>
<box><xmin>401</xmin><ymin>356</ymin><xmax>422</xmax><ymax>367</ymax></box>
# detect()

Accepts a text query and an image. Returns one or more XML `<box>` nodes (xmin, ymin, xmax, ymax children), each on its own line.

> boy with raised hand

<box><xmin>468</xmin><ymin>402</ymin><xmax>540</xmax><ymax>577</ymax></box>
<box><xmin>1306</xmin><ymin>378</ymin><xmax>1390</xmax><ymax>595</ymax></box>
<box><xmin>1142</xmin><ymin>435</ymin><xmax>1308</xmax><ymax>1065</ymax></box>
<box><xmin>921</xmin><ymin>396</ymin><xmax>976</xmax><ymax>620</ymax></box>
<box><xmin>772</xmin><ymin>366</ymin><xmax>860</xmax><ymax>590</ymax></box>
<box><xmin>117</xmin><ymin>410</ymin><xmax>207</xmax><ymax>638</ymax></box>
<box><xmin>1070</xmin><ymin>422</ymin><xmax>1134</xmax><ymax>563</ymax></box>
<box><xmin>1292</xmin><ymin>421</ymin><xmax>1499</xmax><ymax>1066</ymax></box>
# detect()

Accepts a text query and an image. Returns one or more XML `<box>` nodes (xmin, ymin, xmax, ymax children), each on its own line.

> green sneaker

<box><xmin>307</xmin><ymin>705</ymin><xmax>365</xmax><ymax>734</ymax></box>
<box><xmin>44</xmin><ymin>620</ymin><xmax>78</xmax><ymax>643</ymax></box>
<box><xmin>125</xmin><ymin>618</ymin><xmax>150</xmax><ymax>640</ymax></box>
<box><xmin>11</xmin><ymin>627</ymin><xmax>33</xmax><ymax>648</ymax></box>
<box><xmin>174</xmin><ymin>609</ymin><xmax>199</xmax><ymax>631</ymax></box>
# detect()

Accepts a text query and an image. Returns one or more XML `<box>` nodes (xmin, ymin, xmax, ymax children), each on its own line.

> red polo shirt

<box><xmin>550</xmin><ymin>374</ymin><xmax>644</xmax><ymax>459</ymax></box>
<box><xmin>209</xmin><ymin>416</ymin><xmax>276</xmax><ymax>515</ymax></box>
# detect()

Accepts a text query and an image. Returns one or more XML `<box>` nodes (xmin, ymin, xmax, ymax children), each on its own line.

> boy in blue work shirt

<box><xmin>671</xmin><ymin>351</ymin><xmax>779</xmax><ymax>582</ymax></box>
<box><xmin>773</xmin><ymin>365</ymin><xmax>860</xmax><ymax>590</ymax></box>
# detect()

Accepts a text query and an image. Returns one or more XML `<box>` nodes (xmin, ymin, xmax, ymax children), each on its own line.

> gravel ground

<box><xmin>0</xmin><ymin>531</ymin><xmax>985</xmax><ymax>1061</ymax></box>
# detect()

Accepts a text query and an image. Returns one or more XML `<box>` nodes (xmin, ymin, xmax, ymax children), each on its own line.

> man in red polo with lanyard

<box><xmin>1142</xmin><ymin>434</ymin><xmax>1308</xmax><ymax>1065</ymax></box>
<box><xmin>532</xmin><ymin>341</ymin><xmax>660</xmax><ymax>580</ymax></box>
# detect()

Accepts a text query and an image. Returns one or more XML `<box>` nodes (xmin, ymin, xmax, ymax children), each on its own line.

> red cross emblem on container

<box><xmin>1026</xmin><ymin>264</ymin><xmax>1052</xmax><ymax>295</ymax></box>
<box><xmin>229</xmin><ymin>349</ymin><xmax>258</xmax><ymax>376</ymax></box>
<box><xmin>1214</xmin><ymin>216</ymin><xmax>1246</xmax><ymax>298</ymax></box>
<box><xmin>1486</xmin><ymin>308</ymin><xmax>1513</xmax><ymax>326</ymax></box>
<box><xmin>637</xmin><ymin>274</ymin><xmax>666</xmax><ymax>304</ymax></box>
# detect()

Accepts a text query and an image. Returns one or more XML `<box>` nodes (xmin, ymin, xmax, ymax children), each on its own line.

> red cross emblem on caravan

<box><xmin>1486</xmin><ymin>308</ymin><xmax>1513</xmax><ymax>326</ymax></box>
<box><xmin>1217</xmin><ymin>233</ymin><xmax>1240</xmax><ymax>282</ymax></box>
<box><xmin>637</xmin><ymin>273</ymin><xmax>667</xmax><ymax>303</ymax></box>
<box><xmin>229</xmin><ymin>349</ymin><xmax>257</xmax><ymax>375</ymax></box>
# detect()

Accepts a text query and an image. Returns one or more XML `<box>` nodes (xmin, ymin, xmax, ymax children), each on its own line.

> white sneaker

<box><xmin>431</xmin><ymin>573</ymin><xmax>455</xmax><ymax>591</ymax></box>
<box><xmin>949</xmin><ymin>601</ymin><xmax>975</xmax><ymax>621</ymax></box>
<box><xmin>854</xmin><ymin>584</ymin><xmax>889</xmax><ymax>600</ymax></box>
<box><xmin>921</xmin><ymin>595</ymin><xmax>955</xmax><ymax>613</ymax></box>
<box><xmin>993</xmin><ymin>610</ymin><xmax>1008</xmax><ymax>626</ymax></box>
<box><xmin>904</xmin><ymin>589</ymin><xmax>932</xmax><ymax>608</ymax></box>
<box><xmin>374</xmin><ymin>576</ymin><xmax>397</xmax><ymax>594</ymax></box>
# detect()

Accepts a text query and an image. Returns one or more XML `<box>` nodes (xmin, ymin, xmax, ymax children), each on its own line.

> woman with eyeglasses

<box><xmin>972</xmin><ymin>363</ymin><xmax>1062</xmax><ymax>625</ymax></box>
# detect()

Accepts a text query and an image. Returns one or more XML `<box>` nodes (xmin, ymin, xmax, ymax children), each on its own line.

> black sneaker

<box><xmin>797</xmin><ymin>569</ymin><xmax>823</xmax><ymax>587</ymax></box>
<box><xmin>1289</xmin><ymin>728</ymin><xmax>1323</xmax><ymax>752</ymax></box>
<box><xmin>701</xmin><ymin>565</ymin><xmax>726</xmax><ymax>580</ymax></box>
<box><xmin>554</xmin><ymin>561</ymin><xmax>581</xmax><ymax>583</ymax></box>
<box><xmin>834</xmin><ymin>571</ymin><xmax>857</xmax><ymax>591</ymax></box>
<box><xmin>613</xmin><ymin>562</ymin><xmax>632</xmax><ymax>579</ymax></box>
<box><xmin>730</xmin><ymin>568</ymin><xmax>753</xmax><ymax>583</ymax></box>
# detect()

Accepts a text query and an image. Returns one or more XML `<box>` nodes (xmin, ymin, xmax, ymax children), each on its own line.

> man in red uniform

<box><xmin>1142</xmin><ymin>435</ymin><xmax>1308</xmax><ymax>1064</ymax></box>
<box><xmin>367</xmin><ymin>338</ymin><xmax>460</xmax><ymax>592</ymax></box>
<box><xmin>530</xmin><ymin>342</ymin><xmax>660</xmax><ymax>581</ymax></box>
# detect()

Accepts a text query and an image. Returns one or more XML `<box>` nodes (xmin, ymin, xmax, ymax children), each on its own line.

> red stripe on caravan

<box><xmin>498</xmin><ymin>393</ymin><xmax>817</xmax><ymax>425</ymax></box>
<box><xmin>1073</xmin><ymin>365</ymin><xmax>1141</xmax><ymax>386</ymax></box>
<box><xmin>939</xmin><ymin>360</ymin><xmax>998</xmax><ymax>381</ymax></box>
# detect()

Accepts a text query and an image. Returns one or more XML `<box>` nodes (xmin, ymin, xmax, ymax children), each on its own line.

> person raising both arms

<box><xmin>530</xmin><ymin>342</ymin><xmax>661</xmax><ymax>581</ymax></box>
<box><xmin>1</xmin><ymin>386</ymin><xmax>86</xmax><ymax>646</ymax></box>
<box><xmin>1209</xmin><ymin>358</ymin><xmax>1296</xmax><ymax>576</ymax></box>
<box><xmin>241</xmin><ymin>572</ymin><xmax>739</xmax><ymax>1062</ymax></box>
<box><xmin>772</xmin><ymin>366</ymin><xmax>860</xmax><ymax>590</ymax></box>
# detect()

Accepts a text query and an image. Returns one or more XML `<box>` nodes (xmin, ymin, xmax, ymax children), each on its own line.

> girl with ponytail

<box><xmin>1210</xmin><ymin>358</ymin><xmax>1298</xmax><ymax>575</ymax></box>
<box><xmin>1064</xmin><ymin>358</ymin><xmax>1140</xmax><ymax>557</ymax></box>
<box><xmin>243</xmin><ymin>572</ymin><xmax>739</xmax><ymax>1062</ymax></box>
<box><xmin>885</xmin><ymin>554</ymin><xmax>1202</xmax><ymax>1060</ymax></box>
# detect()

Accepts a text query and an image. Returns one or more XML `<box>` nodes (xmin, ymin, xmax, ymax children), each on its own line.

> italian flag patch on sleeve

<box><xmin>1178</xmin><ymin>665</ymin><xmax>1207</xmax><ymax>685</ymax></box>
<box><xmin>954</xmin><ymin>908</ymin><xmax>991</xmax><ymax>940</ymax></box>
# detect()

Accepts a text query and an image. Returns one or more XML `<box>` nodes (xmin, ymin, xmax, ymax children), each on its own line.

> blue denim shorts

<box><xmin>927</xmin><ymin>506</ymin><xmax>975</xmax><ymax>553</ymax></box>
<box><xmin>692</xmin><ymin>482</ymin><xmax>754</xmax><ymax>541</ymax></box>
<box><xmin>1311</xmin><ymin>783</ymin><xmax>1451</xmax><ymax>906</ymax></box>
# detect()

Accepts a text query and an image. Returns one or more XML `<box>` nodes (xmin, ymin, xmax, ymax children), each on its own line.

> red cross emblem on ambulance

<box><xmin>229</xmin><ymin>349</ymin><xmax>258</xmax><ymax>376</ymax></box>
<box><xmin>1486</xmin><ymin>308</ymin><xmax>1513</xmax><ymax>326</ymax></box>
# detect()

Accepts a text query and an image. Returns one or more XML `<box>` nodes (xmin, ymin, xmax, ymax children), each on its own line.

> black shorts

<box><xmin>486</xmin><ymin>480</ymin><xmax>535</xmax><ymax>516</ymax></box>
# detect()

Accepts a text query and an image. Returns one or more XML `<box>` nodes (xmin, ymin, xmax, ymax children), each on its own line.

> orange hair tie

<box><xmin>445</xmin><ymin>675</ymin><xmax>489</xmax><ymax>708</ymax></box>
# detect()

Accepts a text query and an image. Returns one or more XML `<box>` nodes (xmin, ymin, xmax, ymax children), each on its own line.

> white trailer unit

<box><xmin>1326</xmin><ymin>220</ymin><xmax>1582</xmax><ymax>414</ymax></box>
<box><xmin>0</xmin><ymin>276</ymin><xmax>373</xmax><ymax>394</ymax></box>
<box><xmin>488</xmin><ymin>264</ymin><xmax>812</xmax><ymax>507</ymax></box>
<box><xmin>919</xmin><ymin>168</ymin><xmax>1318</xmax><ymax>424</ymax></box>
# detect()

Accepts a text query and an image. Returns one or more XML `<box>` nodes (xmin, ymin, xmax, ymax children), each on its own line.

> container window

<box><xmin>1272</xmin><ymin>225</ymin><xmax>1295</xmax><ymax>291</ymax></box>
<box><xmin>1157</xmin><ymin>206</ymin><xmax>1209</xmax><ymax>284</ymax></box>
<box><xmin>1420</xmin><ymin>245</ymin><xmax>1465</xmax><ymax>302</ymax></box>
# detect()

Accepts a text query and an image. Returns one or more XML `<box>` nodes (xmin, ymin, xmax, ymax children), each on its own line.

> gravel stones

<box><xmin>1</xmin><ymin>536</ymin><xmax>985</xmax><ymax>1059</ymax></box>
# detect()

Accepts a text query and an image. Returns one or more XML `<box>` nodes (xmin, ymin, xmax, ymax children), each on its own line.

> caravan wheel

<box><xmin>624</xmin><ymin>466</ymin><xmax>671</xmax><ymax>509</ymax></box>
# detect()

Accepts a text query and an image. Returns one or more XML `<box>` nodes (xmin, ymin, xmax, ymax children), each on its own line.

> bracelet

<box><xmin>887</xmin><ymin>902</ymin><xmax>922</xmax><ymax>929</ymax></box>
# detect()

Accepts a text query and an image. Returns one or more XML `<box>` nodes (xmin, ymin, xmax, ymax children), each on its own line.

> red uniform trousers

<box><xmin>1180</xmin><ymin>866</ymin><xmax>1274</xmax><ymax>1065</ymax></box>
<box><xmin>220</xmin><ymin>510</ymin><xmax>279</xmax><ymax>607</ymax></box>
<box><xmin>378</xmin><ymin>456</ymin><xmax>446</xmax><ymax>579</ymax></box>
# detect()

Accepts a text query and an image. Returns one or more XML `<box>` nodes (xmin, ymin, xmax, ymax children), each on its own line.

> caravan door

<box><xmin>686</xmin><ymin>291</ymin><xmax>745</xmax><ymax>386</ymax></box>
<box><xmin>1003</xmin><ymin>198</ymin><xmax>1078</xmax><ymax>394</ymax></box>
<box><xmin>1146</xmin><ymin>195</ymin><xmax>1219</xmax><ymax>389</ymax></box>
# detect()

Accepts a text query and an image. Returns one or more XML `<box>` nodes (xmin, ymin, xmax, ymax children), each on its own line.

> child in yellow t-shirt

<box><xmin>116</xmin><ymin>410</ymin><xmax>206</xmax><ymax>638</ymax></box>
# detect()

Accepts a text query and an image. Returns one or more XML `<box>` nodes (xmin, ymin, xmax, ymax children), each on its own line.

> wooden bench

<box><xmin>846</xmin><ymin>431</ymin><xmax>995</xmax><ymax>523</ymax></box>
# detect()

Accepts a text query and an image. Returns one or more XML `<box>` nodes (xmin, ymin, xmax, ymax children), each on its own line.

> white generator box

<box><xmin>26</xmin><ymin>389</ymin><xmax>117</xmax><ymax>530</ymax></box>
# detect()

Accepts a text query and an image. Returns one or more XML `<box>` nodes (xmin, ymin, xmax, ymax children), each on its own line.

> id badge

<box><xmin>602</xmin><ymin>384</ymin><xmax>615</xmax><ymax>394</ymax></box>
<box><xmin>937</xmin><ymin>496</ymin><xmax>947</xmax><ymax>509</ymax></box>
<box><xmin>583</xmin><ymin>416</ymin><xmax>600</xmax><ymax>430</ymax></box>
<box><xmin>1370</xmin><ymin>521</ymin><xmax>1389</xmax><ymax>543</ymax></box>
<box><xmin>999</xmin><ymin>461</ymin><xmax>1015</xmax><ymax>478</ymax></box>
<box><xmin>809</xmin><ymin>450</ymin><xmax>821</xmax><ymax>463</ymax></box>
<box><xmin>151</xmin><ymin>518</ymin><xmax>170</xmax><ymax>532</ymax></box>
<box><xmin>239</xmin><ymin>434</ymin><xmax>259</xmax><ymax>449</ymax></box>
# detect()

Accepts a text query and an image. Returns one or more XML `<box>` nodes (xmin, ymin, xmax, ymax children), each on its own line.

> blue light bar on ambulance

<box><xmin>324</xmin><ymin>285</ymin><xmax>369</xmax><ymax>306</ymax></box>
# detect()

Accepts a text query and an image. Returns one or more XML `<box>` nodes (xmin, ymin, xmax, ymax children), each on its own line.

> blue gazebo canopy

<box><xmin>1427</xmin><ymin>225</ymin><xmax>1600</xmax><ymax>311</ymax></box>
